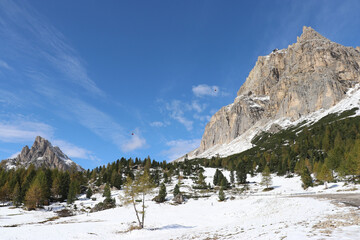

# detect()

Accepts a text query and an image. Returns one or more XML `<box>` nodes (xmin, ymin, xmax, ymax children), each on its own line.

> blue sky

<box><xmin>1</xmin><ymin>0</ymin><xmax>360</xmax><ymax>169</ymax></box>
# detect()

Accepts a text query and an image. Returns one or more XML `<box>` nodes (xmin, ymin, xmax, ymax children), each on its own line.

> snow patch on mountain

<box><xmin>185</xmin><ymin>84</ymin><xmax>360</xmax><ymax>160</ymax></box>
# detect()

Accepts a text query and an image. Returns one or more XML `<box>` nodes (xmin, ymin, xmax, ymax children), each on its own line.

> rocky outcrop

<box><xmin>0</xmin><ymin>136</ymin><xmax>83</xmax><ymax>171</ymax></box>
<box><xmin>191</xmin><ymin>26</ymin><xmax>360</xmax><ymax>158</ymax></box>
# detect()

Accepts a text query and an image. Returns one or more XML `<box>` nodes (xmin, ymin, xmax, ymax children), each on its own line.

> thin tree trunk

<box><xmin>141</xmin><ymin>192</ymin><xmax>145</xmax><ymax>228</ymax></box>
<box><xmin>132</xmin><ymin>198</ymin><xmax>141</xmax><ymax>228</ymax></box>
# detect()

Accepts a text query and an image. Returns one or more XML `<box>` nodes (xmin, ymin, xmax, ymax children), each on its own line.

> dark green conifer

<box><xmin>218</xmin><ymin>187</ymin><xmax>225</xmax><ymax>201</ymax></box>
<box><xmin>103</xmin><ymin>183</ymin><xmax>111</xmax><ymax>199</ymax></box>
<box><xmin>12</xmin><ymin>182</ymin><xmax>22</xmax><ymax>207</ymax></box>
<box><xmin>156</xmin><ymin>183</ymin><xmax>167</xmax><ymax>203</ymax></box>
<box><xmin>230</xmin><ymin>171</ymin><xmax>235</xmax><ymax>184</ymax></box>
<box><xmin>301</xmin><ymin>166</ymin><xmax>313</xmax><ymax>189</ymax></box>
<box><xmin>67</xmin><ymin>181</ymin><xmax>78</xmax><ymax>204</ymax></box>
<box><xmin>86</xmin><ymin>187</ymin><xmax>93</xmax><ymax>199</ymax></box>
<box><xmin>173</xmin><ymin>184</ymin><xmax>180</xmax><ymax>197</ymax></box>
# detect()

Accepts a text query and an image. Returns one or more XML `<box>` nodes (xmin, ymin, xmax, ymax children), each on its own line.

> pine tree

<box><xmin>12</xmin><ymin>182</ymin><xmax>22</xmax><ymax>207</ymax></box>
<box><xmin>218</xmin><ymin>187</ymin><xmax>225</xmax><ymax>201</ymax></box>
<box><xmin>21</xmin><ymin>165</ymin><xmax>36</xmax><ymax>201</ymax></box>
<box><xmin>155</xmin><ymin>183</ymin><xmax>167</xmax><ymax>203</ymax></box>
<box><xmin>213</xmin><ymin>169</ymin><xmax>220</xmax><ymax>186</ymax></box>
<box><xmin>346</xmin><ymin>139</ymin><xmax>360</xmax><ymax>176</ymax></box>
<box><xmin>0</xmin><ymin>182</ymin><xmax>11</xmax><ymax>205</ymax></box>
<box><xmin>173</xmin><ymin>184</ymin><xmax>180</xmax><ymax>197</ymax></box>
<box><xmin>103</xmin><ymin>183</ymin><xmax>111</xmax><ymax>199</ymax></box>
<box><xmin>163</xmin><ymin>171</ymin><xmax>169</xmax><ymax>183</ymax></box>
<box><xmin>25</xmin><ymin>180</ymin><xmax>44</xmax><ymax>209</ymax></box>
<box><xmin>230</xmin><ymin>171</ymin><xmax>235</xmax><ymax>185</ymax></box>
<box><xmin>196</xmin><ymin>172</ymin><xmax>207</xmax><ymax>189</ymax></box>
<box><xmin>317</xmin><ymin>164</ymin><xmax>333</xmax><ymax>182</ymax></box>
<box><xmin>152</xmin><ymin>170</ymin><xmax>160</xmax><ymax>186</ymax></box>
<box><xmin>236</xmin><ymin>161</ymin><xmax>247</xmax><ymax>184</ymax></box>
<box><xmin>260</xmin><ymin>166</ymin><xmax>272</xmax><ymax>189</ymax></box>
<box><xmin>59</xmin><ymin>172</ymin><xmax>70</xmax><ymax>201</ymax></box>
<box><xmin>86</xmin><ymin>187</ymin><xmax>93</xmax><ymax>199</ymax></box>
<box><xmin>220</xmin><ymin>176</ymin><xmax>229</xmax><ymax>190</ymax></box>
<box><xmin>51</xmin><ymin>176</ymin><xmax>61</xmax><ymax>200</ymax></box>
<box><xmin>35</xmin><ymin>170</ymin><xmax>50</xmax><ymax>204</ymax></box>
<box><xmin>67</xmin><ymin>181</ymin><xmax>78</xmax><ymax>204</ymax></box>
<box><xmin>301</xmin><ymin>166</ymin><xmax>313</xmax><ymax>189</ymax></box>
<box><xmin>213</xmin><ymin>169</ymin><xmax>227</xmax><ymax>187</ymax></box>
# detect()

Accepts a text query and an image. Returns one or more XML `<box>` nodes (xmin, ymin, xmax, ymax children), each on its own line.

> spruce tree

<box><xmin>67</xmin><ymin>181</ymin><xmax>77</xmax><ymax>204</ymax></box>
<box><xmin>317</xmin><ymin>164</ymin><xmax>333</xmax><ymax>182</ymax></box>
<box><xmin>0</xmin><ymin>182</ymin><xmax>10</xmax><ymax>205</ymax></box>
<box><xmin>35</xmin><ymin>170</ymin><xmax>50</xmax><ymax>204</ymax></box>
<box><xmin>220</xmin><ymin>177</ymin><xmax>229</xmax><ymax>190</ymax></box>
<box><xmin>213</xmin><ymin>169</ymin><xmax>220</xmax><ymax>186</ymax></box>
<box><xmin>218</xmin><ymin>187</ymin><xmax>225</xmax><ymax>201</ymax></box>
<box><xmin>156</xmin><ymin>183</ymin><xmax>167</xmax><ymax>203</ymax></box>
<box><xmin>301</xmin><ymin>166</ymin><xmax>313</xmax><ymax>189</ymax></box>
<box><xmin>51</xmin><ymin>176</ymin><xmax>61</xmax><ymax>200</ymax></box>
<box><xmin>236</xmin><ymin>161</ymin><xmax>247</xmax><ymax>184</ymax></box>
<box><xmin>59</xmin><ymin>172</ymin><xmax>70</xmax><ymax>201</ymax></box>
<box><xmin>12</xmin><ymin>182</ymin><xmax>22</xmax><ymax>207</ymax></box>
<box><xmin>163</xmin><ymin>172</ymin><xmax>169</xmax><ymax>183</ymax></box>
<box><xmin>173</xmin><ymin>184</ymin><xmax>180</xmax><ymax>197</ymax></box>
<box><xmin>196</xmin><ymin>172</ymin><xmax>207</xmax><ymax>189</ymax></box>
<box><xmin>86</xmin><ymin>187</ymin><xmax>93</xmax><ymax>199</ymax></box>
<box><xmin>230</xmin><ymin>171</ymin><xmax>235</xmax><ymax>185</ymax></box>
<box><xmin>103</xmin><ymin>183</ymin><xmax>111</xmax><ymax>199</ymax></box>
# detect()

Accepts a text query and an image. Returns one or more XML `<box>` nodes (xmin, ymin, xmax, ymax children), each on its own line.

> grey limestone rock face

<box><xmin>1</xmin><ymin>136</ymin><xmax>83</xmax><ymax>171</ymax></box>
<box><xmin>197</xmin><ymin>26</ymin><xmax>360</xmax><ymax>155</ymax></box>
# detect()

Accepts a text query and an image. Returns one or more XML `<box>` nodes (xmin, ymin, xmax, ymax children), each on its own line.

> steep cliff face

<box><xmin>192</xmin><ymin>26</ymin><xmax>360</xmax><ymax>158</ymax></box>
<box><xmin>1</xmin><ymin>136</ymin><xmax>83</xmax><ymax>171</ymax></box>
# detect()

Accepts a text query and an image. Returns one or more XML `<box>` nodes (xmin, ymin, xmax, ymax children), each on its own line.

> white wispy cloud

<box><xmin>121</xmin><ymin>131</ymin><xmax>147</xmax><ymax>152</ymax></box>
<box><xmin>0</xmin><ymin>0</ymin><xmax>104</xmax><ymax>96</ymax></box>
<box><xmin>0</xmin><ymin>59</ymin><xmax>12</xmax><ymax>70</ymax></box>
<box><xmin>0</xmin><ymin>89</ymin><xmax>22</xmax><ymax>107</ymax></box>
<box><xmin>9</xmin><ymin>151</ymin><xmax>20</xmax><ymax>159</ymax></box>
<box><xmin>162</xmin><ymin>99</ymin><xmax>210</xmax><ymax>130</ymax></box>
<box><xmin>191</xmin><ymin>101</ymin><xmax>207</xmax><ymax>113</ymax></box>
<box><xmin>193</xmin><ymin>113</ymin><xmax>212</xmax><ymax>123</ymax></box>
<box><xmin>52</xmin><ymin>139</ymin><xmax>100</xmax><ymax>162</ymax></box>
<box><xmin>192</xmin><ymin>84</ymin><xmax>219</xmax><ymax>97</ymax></box>
<box><xmin>62</xmin><ymin>98</ymin><xmax>147</xmax><ymax>152</ymax></box>
<box><xmin>0</xmin><ymin>118</ymin><xmax>99</xmax><ymax>161</ymax></box>
<box><xmin>0</xmin><ymin>120</ymin><xmax>54</xmax><ymax>143</ymax></box>
<box><xmin>165</xmin><ymin>100</ymin><xmax>194</xmax><ymax>131</ymax></box>
<box><xmin>150</xmin><ymin>121</ymin><xmax>168</xmax><ymax>127</ymax></box>
<box><xmin>161</xmin><ymin>139</ymin><xmax>201</xmax><ymax>161</ymax></box>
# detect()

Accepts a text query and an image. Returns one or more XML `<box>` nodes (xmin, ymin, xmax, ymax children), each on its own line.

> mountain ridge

<box><xmin>0</xmin><ymin>136</ymin><xmax>83</xmax><ymax>171</ymax></box>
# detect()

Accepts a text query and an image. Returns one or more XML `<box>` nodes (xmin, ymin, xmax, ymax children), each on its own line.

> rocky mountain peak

<box><xmin>183</xmin><ymin>26</ymin><xmax>360</xmax><ymax>160</ymax></box>
<box><xmin>1</xmin><ymin>136</ymin><xmax>83</xmax><ymax>171</ymax></box>
<box><xmin>297</xmin><ymin>26</ymin><xmax>329</xmax><ymax>43</ymax></box>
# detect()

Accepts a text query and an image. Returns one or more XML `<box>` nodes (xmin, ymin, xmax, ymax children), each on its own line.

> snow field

<box><xmin>1</xmin><ymin>167</ymin><xmax>360</xmax><ymax>240</ymax></box>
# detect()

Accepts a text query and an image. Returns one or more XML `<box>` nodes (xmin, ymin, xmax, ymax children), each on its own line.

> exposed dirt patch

<box><xmin>312</xmin><ymin>208</ymin><xmax>360</xmax><ymax>235</ymax></box>
<box><xmin>295</xmin><ymin>193</ymin><xmax>360</xmax><ymax>236</ymax></box>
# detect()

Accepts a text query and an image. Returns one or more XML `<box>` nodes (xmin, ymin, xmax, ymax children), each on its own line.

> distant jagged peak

<box><xmin>0</xmin><ymin>136</ymin><xmax>83</xmax><ymax>171</ymax></box>
<box><xmin>297</xmin><ymin>26</ymin><xmax>329</xmax><ymax>43</ymax></box>
<box><xmin>34</xmin><ymin>135</ymin><xmax>49</xmax><ymax>145</ymax></box>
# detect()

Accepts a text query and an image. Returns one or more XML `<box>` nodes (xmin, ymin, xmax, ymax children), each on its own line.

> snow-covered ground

<box><xmin>1</xmin><ymin>168</ymin><xmax>360</xmax><ymax>240</ymax></box>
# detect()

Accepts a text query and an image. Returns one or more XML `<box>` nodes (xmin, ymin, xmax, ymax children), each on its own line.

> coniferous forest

<box><xmin>1</xmin><ymin>108</ymin><xmax>360</xmax><ymax>210</ymax></box>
